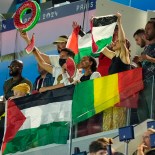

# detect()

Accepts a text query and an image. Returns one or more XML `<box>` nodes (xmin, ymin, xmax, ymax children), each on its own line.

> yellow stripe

<box><xmin>0</xmin><ymin>113</ymin><xmax>5</xmax><ymax>120</ymax></box>
<box><xmin>94</xmin><ymin>74</ymin><xmax>120</xmax><ymax>113</ymax></box>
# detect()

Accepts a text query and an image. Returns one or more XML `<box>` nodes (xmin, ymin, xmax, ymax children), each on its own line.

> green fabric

<box><xmin>74</xmin><ymin>37</ymin><xmax>112</xmax><ymax>64</ymax></box>
<box><xmin>72</xmin><ymin>80</ymin><xmax>95</xmax><ymax>124</ymax></box>
<box><xmin>3</xmin><ymin>122</ymin><xmax>69</xmax><ymax>155</ymax></box>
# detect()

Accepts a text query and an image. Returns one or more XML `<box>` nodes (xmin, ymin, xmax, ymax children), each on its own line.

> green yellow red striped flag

<box><xmin>72</xmin><ymin>68</ymin><xmax>143</xmax><ymax>124</ymax></box>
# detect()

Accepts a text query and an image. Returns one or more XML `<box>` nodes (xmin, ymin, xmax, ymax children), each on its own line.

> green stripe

<box><xmin>3</xmin><ymin>122</ymin><xmax>69</xmax><ymax>155</ymax></box>
<box><xmin>74</xmin><ymin>36</ymin><xmax>112</xmax><ymax>64</ymax></box>
<box><xmin>72</xmin><ymin>80</ymin><xmax>95</xmax><ymax>124</ymax></box>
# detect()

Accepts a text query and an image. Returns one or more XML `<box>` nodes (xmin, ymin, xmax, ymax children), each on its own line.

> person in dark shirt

<box><xmin>1</xmin><ymin>60</ymin><xmax>32</xmax><ymax>148</ymax></box>
<box><xmin>33</xmin><ymin>64</ymin><xmax>55</xmax><ymax>92</ymax></box>
<box><xmin>101</xmin><ymin>13</ymin><xmax>130</xmax><ymax>131</ymax></box>
<box><xmin>137</xmin><ymin>20</ymin><xmax>155</xmax><ymax>122</ymax></box>
<box><xmin>3</xmin><ymin>60</ymin><xmax>32</xmax><ymax>100</ymax></box>
<box><xmin>101</xmin><ymin>13</ymin><xmax>130</xmax><ymax>75</ymax></box>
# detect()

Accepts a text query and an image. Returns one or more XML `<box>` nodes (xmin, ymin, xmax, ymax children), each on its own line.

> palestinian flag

<box><xmin>67</xmin><ymin>15</ymin><xmax>117</xmax><ymax>64</ymax></box>
<box><xmin>72</xmin><ymin>68</ymin><xmax>144</xmax><ymax>124</ymax></box>
<box><xmin>2</xmin><ymin>85</ymin><xmax>74</xmax><ymax>155</ymax></box>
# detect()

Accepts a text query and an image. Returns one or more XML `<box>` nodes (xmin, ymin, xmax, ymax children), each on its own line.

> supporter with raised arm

<box><xmin>32</xmin><ymin>47</ymin><xmax>75</xmax><ymax>92</ymax></box>
<box><xmin>97</xmin><ymin>25</ymin><xmax>118</xmax><ymax>76</ymax></box>
<box><xmin>101</xmin><ymin>13</ymin><xmax>130</xmax><ymax>74</ymax></box>
<box><xmin>101</xmin><ymin>12</ymin><xmax>130</xmax><ymax>131</ymax></box>
<box><xmin>20</xmin><ymin>30</ymin><xmax>68</xmax><ymax>67</ymax></box>
<box><xmin>19</xmin><ymin>31</ymin><xmax>77</xmax><ymax>92</ymax></box>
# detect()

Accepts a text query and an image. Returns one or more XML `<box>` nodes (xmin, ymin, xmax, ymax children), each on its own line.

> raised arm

<box><xmin>117</xmin><ymin>13</ymin><xmax>126</xmax><ymax>43</ymax></box>
<box><xmin>19</xmin><ymin>30</ymin><xmax>52</xmax><ymax>65</ymax></box>
<box><xmin>116</xmin><ymin>13</ymin><xmax>130</xmax><ymax>64</ymax></box>
<box><xmin>32</xmin><ymin>47</ymin><xmax>53</xmax><ymax>74</ymax></box>
<box><xmin>101</xmin><ymin>47</ymin><xmax>115</xmax><ymax>59</ymax></box>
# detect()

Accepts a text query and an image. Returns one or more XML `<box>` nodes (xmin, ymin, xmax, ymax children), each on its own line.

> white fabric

<box><xmin>62</xmin><ymin>69</ymin><xmax>80</xmax><ymax>86</ymax></box>
<box><xmin>76</xmin><ymin>71</ymin><xmax>101</xmax><ymax>81</ymax></box>
<box><xmin>19</xmin><ymin>100</ymin><xmax>72</xmax><ymax>130</ymax></box>
<box><xmin>62</xmin><ymin>70</ymin><xmax>101</xmax><ymax>85</ymax></box>
<box><xmin>49</xmin><ymin>55</ymin><xmax>63</xmax><ymax>85</ymax></box>
<box><xmin>52</xmin><ymin>66</ymin><xmax>63</xmax><ymax>85</ymax></box>
<box><xmin>49</xmin><ymin>55</ymin><xmax>60</xmax><ymax>67</ymax></box>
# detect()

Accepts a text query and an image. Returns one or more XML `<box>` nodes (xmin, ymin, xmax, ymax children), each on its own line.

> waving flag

<box><xmin>2</xmin><ymin>85</ymin><xmax>74</xmax><ymax>155</ymax></box>
<box><xmin>67</xmin><ymin>15</ymin><xmax>117</xmax><ymax>64</ymax></box>
<box><xmin>2</xmin><ymin>69</ymin><xmax>143</xmax><ymax>154</ymax></box>
<box><xmin>72</xmin><ymin>68</ymin><xmax>144</xmax><ymax>124</ymax></box>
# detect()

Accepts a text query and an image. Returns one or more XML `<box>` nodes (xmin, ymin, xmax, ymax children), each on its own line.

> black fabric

<box><xmin>37</xmin><ymin>78</ymin><xmax>43</xmax><ymax>91</ymax></box>
<box><xmin>33</xmin><ymin>73</ymin><xmax>55</xmax><ymax>91</ymax></box>
<box><xmin>0</xmin><ymin>117</ymin><xmax>4</xmax><ymax>147</ymax></box>
<box><xmin>0</xmin><ymin>103</ymin><xmax>5</xmax><ymax>116</ymax></box>
<box><xmin>4</xmin><ymin>77</ymin><xmax>24</xmax><ymax>100</ymax></box>
<box><xmin>93</xmin><ymin>16</ymin><xmax>117</xmax><ymax>27</ymax></box>
<box><xmin>59</xmin><ymin>58</ymin><xmax>67</xmax><ymax>67</ymax></box>
<box><xmin>14</xmin><ymin>85</ymin><xmax>75</xmax><ymax>110</ymax></box>
<box><xmin>80</xmin><ymin>74</ymin><xmax>91</xmax><ymax>82</ymax></box>
<box><xmin>108</xmin><ymin>56</ymin><xmax>130</xmax><ymax>75</ymax></box>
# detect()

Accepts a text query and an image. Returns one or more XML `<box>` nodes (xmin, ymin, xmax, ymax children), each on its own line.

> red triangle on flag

<box><xmin>90</xmin><ymin>19</ymin><xmax>98</xmax><ymax>53</ymax></box>
<box><xmin>3</xmin><ymin>99</ymin><xmax>26</xmax><ymax>144</ymax></box>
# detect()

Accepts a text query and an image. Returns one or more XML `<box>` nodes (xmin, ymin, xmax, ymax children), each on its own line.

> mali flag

<box><xmin>72</xmin><ymin>68</ymin><xmax>143</xmax><ymax>124</ymax></box>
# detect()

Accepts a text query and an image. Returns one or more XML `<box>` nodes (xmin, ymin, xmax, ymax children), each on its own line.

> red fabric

<box><xmin>90</xmin><ymin>20</ymin><xmax>98</xmax><ymax>53</ymax></box>
<box><xmin>115</xmin><ymin>92</ymin><xmax>139</xmax><ymax>108</ymax></box>
<box><xmin>116</xmin><ymin>68</ymin><xmax>144</xmax><ymax>108</ymax></box>
<box><xmin>2</xmin><ymin>100</ymin><xmax>26</xmax><ymax>148</ymax></box>
<box><xmin>67</xmin><ymin>26</ymin><xmax>80</xmax><ymax>54</ymax></box>
<box><xmin>97</xmin><ymin>53</ymin><xmax>112</xmax><ymax>76</ymax></box>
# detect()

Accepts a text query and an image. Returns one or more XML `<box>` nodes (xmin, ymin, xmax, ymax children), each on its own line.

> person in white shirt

<box><xmin>32</xmin><ymin>47</ymin><xmax>76</xmax><ymax>92</ymax></box>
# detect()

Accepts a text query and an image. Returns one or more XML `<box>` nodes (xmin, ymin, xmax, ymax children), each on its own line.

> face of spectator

<box><xmin>80</xmin><ymin>56</ymin><xmax>92</xmax><ymax>69</ymax></box>
<box><xmin>59</xmin><ymin>51</ymin><xmax>68</xmax><ymax>59</ymax></box>
<box><xmin>134</xmin><ymin>34</ymin><xmax>146</xmax><ymax>48</ymax></box>
<box><xmin>8</xmin><ymin>61</ymin><xmax>22</xmax><ymax>77</ymax></box>
<box><xmin>59</xmin><ymin>51</ymin><xmax>68</xmax><ymax>67</ymax></box>
<box><xmin>57</xmin><ymin>42</ymin><xmax>67</xmax><ymax>53</ymax></box>
<box><xmin>145</xmin><ymin>23</ymin><xmax>155</xmax><ymax>41</ymax></box>
<box><xmin>142</xmin><ymin>131</ymin><xmax>152</xmax><ymax>149</ymax></box>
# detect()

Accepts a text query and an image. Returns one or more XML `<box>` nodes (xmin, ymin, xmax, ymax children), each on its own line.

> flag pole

<box><xmin>68</xmin><ymin>105</ymin><xmax>73</xmax><ymax>155</ymax></box>
<box><xmin>150</xmin><ymin>75</ymin><xmax>154</xmax><ymax>119</ymax></box>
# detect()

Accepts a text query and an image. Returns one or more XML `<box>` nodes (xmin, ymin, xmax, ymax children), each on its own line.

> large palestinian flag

<box><xmin>2</xmin><ymin>85</ymin><xmax>74</xmax><ymax>155</ymax></box>
<box><xmin>67</xmin><ymin>15</ymin><xmax>117</xmax><ymax>64</ymax></box>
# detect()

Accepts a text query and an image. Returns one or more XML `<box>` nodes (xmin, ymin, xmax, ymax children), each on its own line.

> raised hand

<box><xmin>19</xmin><ymin>29</ymin><xmax>30</xmax><ymax>44</ymax></box>
<box><xmin>72</xmin><ymin>21</ymin><xmax>79</xmax><ymax>29</ymax></box>
<box><xmin>116</xmin><ymin>12</ymin><xmax>122</xmax><ymax>22</ymax></box>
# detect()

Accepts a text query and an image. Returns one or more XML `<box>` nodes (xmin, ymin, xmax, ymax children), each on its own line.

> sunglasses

<box><xmin>8</xmin><ymin>66</ymin><xmax>19</xmax><ymax>69</ymax></box>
